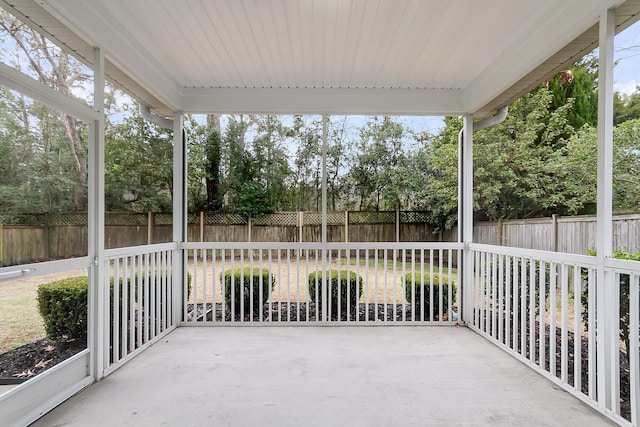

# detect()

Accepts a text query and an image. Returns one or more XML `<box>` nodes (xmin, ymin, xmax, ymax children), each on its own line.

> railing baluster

<box><xmin>505</xmin><ymin>255</ymin><xmax>511</xmax><ymax>349</ymax></box>
<box><xmin>588</xmin><ymin>267</ymin><xmax>596</xmax><ymax>399</ymax></box>
<box><xmin>529</xmin><ymin>258</ymin><xmax>535</xmax><ymax>363</ymax></box>
<box><xmin>520</xmin><ymin>257</ymin><xmax>527</xmax><ymax>357</ymax></box>
<box><xmin>549</xmin><ymin>262</ymin><xmax>557</xmax><ymax>377</ymax></box>
<box><xmin>573</xmin><ymin>265</ymin><xmax>582</xmax><ymax>392</ymax></box>
<box><xmin>630</xmin><ymin>273</ymin><xmax>639</xmax><ymax>425</ymax></box>
<box><xmin>561</xmin><ymin>263</ymin><xmax>569</xmax><ymax>383</ymax></box>
<box><xmin>539</xmin><ymin>261</ymin><xmax>546</xmax><ymax>372</ymax></box>
<box><xmin>448</xmin><ymin>249</ymin><xmax>453</xmax><ymax>324</ymax></box>
<box><xmin>221</xmin><ymin>249</ymin><xmax>227</xmax><ymax>322</ymax></box>
<box><xmin>420</xmin><ymin>248</ymin><xmax>425</xmax><ymax>322</ymax></box>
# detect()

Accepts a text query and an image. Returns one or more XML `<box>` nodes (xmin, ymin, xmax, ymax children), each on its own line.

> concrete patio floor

<box><xmin>32</xmin><ymin>326</ymin><xmax>615</xmax><ymax>427</ymax></box>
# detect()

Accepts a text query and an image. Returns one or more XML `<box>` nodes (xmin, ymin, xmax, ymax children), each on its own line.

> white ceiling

<box><xmin>9</xmin><ymin>0</ymin><xmax>638</xmax><ymax>116</ymax></box>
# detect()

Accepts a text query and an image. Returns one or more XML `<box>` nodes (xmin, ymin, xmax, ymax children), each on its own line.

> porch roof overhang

<box><xmin>3</xmin><ymin>0</ymin><xmax>640</xmax><ymax>119</ymax></box>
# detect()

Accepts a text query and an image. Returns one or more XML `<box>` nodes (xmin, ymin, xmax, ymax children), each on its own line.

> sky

<box><xmin>614</xmin><ymin>20</ymin><xmax>640</xmax><ymax>95</ymax></box>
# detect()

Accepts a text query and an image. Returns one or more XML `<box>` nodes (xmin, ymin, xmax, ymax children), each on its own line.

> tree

<box><xmin>0</xmin><ymin>12</ymin><xmax>90</xmax><ymax>211</ymax></box>
<box><xmin>105</xmin><ymin>104</ymin><xmax>173</xmax><ymax>212</ymax></box>
<box><xmin>413</xmin><ymin>117</ymin><xmax>462</xmax><ymax>231</ymax></box>
<box><xmin>547</xmin><ymin>56</ymin><xmax>598</xmax><ymax>130</ymax></box>
<box><xmin>614</xmin><ymin>88</ymin><xmax>640</xmax><ymax>125</ymax></box>
<box><xmin>349</xmin><ymin>116</ymin><xmax>409</xmax><ymax>210</ymax></box>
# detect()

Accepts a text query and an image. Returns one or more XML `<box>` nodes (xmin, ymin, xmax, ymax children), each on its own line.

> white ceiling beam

<box><xmin>179</xmin><ymin>87</ymin><xmax>465</xmax><ymax>115</ymax></box>
<box><xmin>40</xmin><ymin>0</ymin><xmax>182</xmax><ymax>112</ymax></box>
<box><xmin>0</xmin><ymin>61</ymin><xmax>99</xmax><ymax>122</ymax></box>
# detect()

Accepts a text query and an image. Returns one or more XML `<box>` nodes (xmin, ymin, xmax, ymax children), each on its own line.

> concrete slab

<box><xmin>32</xmin><ymin>326</ymin><xmax>615</xmax><ymax>427</ymax></box>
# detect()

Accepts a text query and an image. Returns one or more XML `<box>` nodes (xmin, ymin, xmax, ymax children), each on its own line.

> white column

<box><xmin>597</xmin><ymin>8</ymin><xmax>616</xmax><ymax>412</ymax></box>
<box><xmin>172</xmin><ymin>113</ymin><xmax>186</xmax><ymax>324</ymax></box>
<box><xmin>88</xmin><ymin>47</ymin><xmax>106</xmax><ymax>379</ymax></box>
<box><xmin>321</xmin><ymin>114</ymin><xmax>328</xmax><ymax>322</ymax></box>
<box><xmin>461</xmin><ymin>114</ymin><xmax>474</xmax><ymax>323</ymax></box>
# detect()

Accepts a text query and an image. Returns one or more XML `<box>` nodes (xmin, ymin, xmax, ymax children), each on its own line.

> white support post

<box><xmin>321</xmin><ymin>114</ymin><xmax>328</xmax><ymax>322</ymax></box>
<box><xmin>596</xmin><ymin>8</ymin><xmax>615</xmax><ymax>413</ymax></box>
<box><xmin>461</xmin><ymin>115</ymin><xmax>474</xmax><ymax>324</ymax></box>
<box><xmin>172</xmin><ymin>113</ymin><xmax>186</xmax><ymax>324</ymax></box>
<box><xmin>88</xmin><ymin>47</ymin><xmax>106</xmax><ymax>380</ymax></box>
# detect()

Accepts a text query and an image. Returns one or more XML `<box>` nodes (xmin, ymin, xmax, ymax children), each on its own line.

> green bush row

<box><xmin>404</xmin><ymin>272</ymin><xmax>457</xmax><ymax>320</ymax></box>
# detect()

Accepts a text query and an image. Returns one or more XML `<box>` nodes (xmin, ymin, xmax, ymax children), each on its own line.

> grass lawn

<box><xmin>338</xmin><ymin>256</ymin><xmax>458</xmax><ymax>277</ymax></box>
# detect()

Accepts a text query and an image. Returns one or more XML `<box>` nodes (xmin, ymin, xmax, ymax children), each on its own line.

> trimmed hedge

<box><xmin>308</xmin><ymin>270</ymin><xmax>362</xmax><ymax>315</ymax></box>
<box><xmin>37</xmin><ymin>272</ymin><xmax>190</xmax><ymax>341</ymax></box>
<box><xmin>37</xmin><ymin>277</ymin><xmax>88</xmax><ymax>341</ymax></box>
<box><xmin>221</xmin><ymin>267</ymin><xmax>274</xmax><ymax>316</ymax></box>
<box><xmin>404</xmin><ymin>272</ymin><xmax>456</xmax><ymax>321</ymax></box>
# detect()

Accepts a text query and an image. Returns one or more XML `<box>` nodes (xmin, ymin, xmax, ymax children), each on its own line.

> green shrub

<box><xmin>404</xmin><ymin>272</ymin><xmax>456</xmax><ymax>321</ymax></box>
<box><xmin>37</xmin><ymin>277</ymin><xmax>88</xmax><ymax>341</ymax></box>
<box><xmin>308</xmin><ymin>270</ymin><xmax>362</xmax><ymax>316</ymax></box>
<box><xmin>37</xmin><ymin>272</ymin><xmax>191</xmax><ymax>342</ymax></box>
<box><xmin>221</xmin><ymin>268</ymin><xmax>274</xmax><ymax>316</ymax></box>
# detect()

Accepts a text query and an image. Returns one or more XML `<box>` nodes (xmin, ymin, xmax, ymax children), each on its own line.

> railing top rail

<box><xmin>606</xmin><ymin>257</ymin><xmax>640</xmax><ymax>274</ymax></box>
<box><xmin>469</xmin><ymin>243</ymin><xmax>596</xmax><ymax>266</ymax></box>
<box><xmin>182</xmin><ymin>241</ymin><xmax>463</xmax><ymax>250</ymax></box>
<box><xmin>104</xmin><ymin>242</ymin><xmax>178</xmax><ymax>259</ymax></box>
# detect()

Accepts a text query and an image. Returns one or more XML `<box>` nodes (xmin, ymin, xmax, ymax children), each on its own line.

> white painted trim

<box><xmin>596</xmin><ymin>8</ymin><xmax>616</xmax><ymax>413</ymax></box>
<box><xmin>469</xmin><ymin>243</ymin><xmax>596</xmax><ymax>266</ymax></box>
<box><xmin>0</xmin><ymin>62</ymin><xmax>99</xmax><ymax>122</ymax></box>
<box><xmin>39</xmin><ymin>0</ymin><xmax>181</xmax><ymax>111</ymax></box>
<box><xmin>0</xmin><ymin>257</ymin><xmax>90</xmax><ymax>279</ymax></box>
<box><xmin>183</xmin><ymin>242</ymin><xmax>464</xmax><ymax>251</ymax></box>
<box><xmin>179</xmin><ymin>87</ymin><xmax>465</xmax><ymax>115</ymax></box>
<box><xmin>0</xmin><ymin>350</ymin><xmax>92</xmax><ymax>427</ymax></box>
<box><xmin>104</xmin><ymin>242</ymin><xmax>178</xmax><ymax>259</ymax></box>
<box><xmin>172</xmin><ymin>113</ymin><xmax>185</xmax><ymax>325</ymax></box>
<box><xmin>462</xmin><ymin>115</ymin><xmax>474</xmax><ymax>323</ymax></box>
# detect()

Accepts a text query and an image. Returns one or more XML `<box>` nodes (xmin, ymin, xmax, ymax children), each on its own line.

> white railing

<box><xmin>104</xmin><ymin>243</ymin><xmax>178</xmax><ymax>370</ymax></box>
<box><xmin>470</xmin><ymin>243</ymin><xmax>640</xmax><ymax>426</ymax></box>
<box><xmin>182</xmin><ymin>242</ymin><xmax>461</xmax><ymax>325</ymax></box>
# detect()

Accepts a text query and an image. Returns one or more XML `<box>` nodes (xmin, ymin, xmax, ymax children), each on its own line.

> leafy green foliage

<box><xmin>582</xmin><ymin>251</ymin><xmax>639</xmax><ymax>364</ymax></box>
<box><xmin>404</xmin><ymin>273</ymin><xmax>456</xmax><ymax>320</ymax></box>
<box><xmin>308</xmin><ymin>270</ymin><xmax>363</xmax><ymax>317</ymax></box>
<box><xmin>37</xmin><ymin>277</ymin><xmax>88</xmax><ymax>341</ymax></box>
<box><xmin>37</xmin><ymin>272</ymin><xmax>190</xmax><ymax>342</ymax></box>
<box><xmin>105</xmin><ymin>105</ymin><xmax>173</xmax><ymax>212</ymax></box>
<box><xmin>221</xmin><ymin>267</ymin><xmax>274</xmax><ymax>317</ymax></box>
<box><xmin>547</xmin><ymin>56</ymin><xmax>598</xmax><ymax>129</ymax></box>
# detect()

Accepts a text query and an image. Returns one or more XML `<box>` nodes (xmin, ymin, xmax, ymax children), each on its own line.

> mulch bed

<box><xmin>187</xmin><ymin>302</ymin><xmax>454</xmax><ymax>322</ymax></box>
<box><xmin>0</xmin><ymin>338</ymin><xmax>86</xmax><ymax>385</ymax></box>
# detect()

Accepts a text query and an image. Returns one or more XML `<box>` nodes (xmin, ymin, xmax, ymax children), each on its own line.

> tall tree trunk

<box><xmin>205</xmin><ymin>114</ymin><xmax>222</xmax><ymax>211</ymax></box>
<box><xmin>62</xmin><ymin>114</ymin><xmax>88</xmax><ymax>210</ymax></box>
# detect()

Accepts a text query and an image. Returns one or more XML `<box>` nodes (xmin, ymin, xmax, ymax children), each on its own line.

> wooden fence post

<box><xmin>44</xmin><ymin>212</ymin><xmax>51</xmax><ymax>259</ymax></box>
<box><xmin>299</xmin><ymin>212</ymin><xmax>304</xmax><ymax>243</ymax></box>
<box><xmin>395</xmin><ymin>208</ymin><xmax>400</xmax><ymax>242</ymax></box>
<box><xmin>497</xmin><ymin>218</ymin><xmax>503</xmax><ymax>246</ymax></box>
<box><xmin>248</xmin><ymin>216</ymin><xmax>252</xmax><ymax>242</ymax></box>
<box><xmin>147</xmin><ymin>212</ymin><xmax>153</xmax><ymax>245</ymax></box>
<box><xmin>0</xmin><ymin>222</ymin><xmax>3</xmax><ymax>266</ymax></box>
<box><xmin>552</xmin><ymin>214</ymin><xmax>558</xmax><ymax>252</ymax></box>
<box><xmin>344</xmin><ymin>210</ymin><xmax>349</xmax><ymax>243</ymax></box>
<box><xmin>200</xmin><ymin>211</ymin><xmax>205</xmax><ymax>242</ymax></box>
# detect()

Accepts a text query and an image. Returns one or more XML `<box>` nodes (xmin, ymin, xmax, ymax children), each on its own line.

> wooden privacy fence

<box><xmin>0</xmin><ymin>211</ymin><xmax>455</xmax><ymax>266</ymax></box>
<box><xmin>474</xmin><ymin>213</ymin><xmax>640</xmax><ymax>254</ymax></box>
<box><xmin>2</xmin><ymin>211</ymin><xmax>640</xmax><ymax>266</ymax></box>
